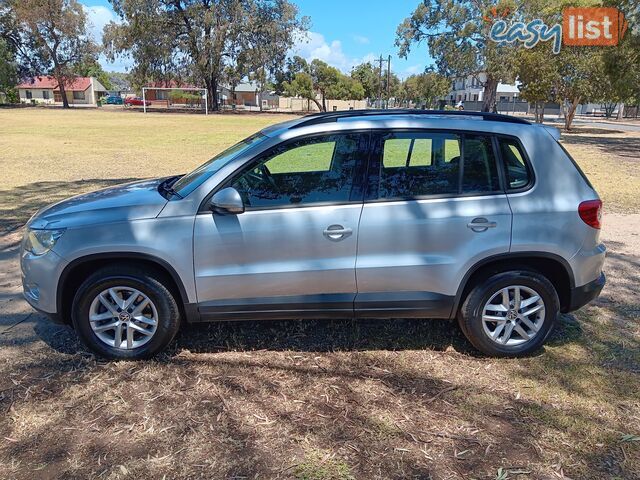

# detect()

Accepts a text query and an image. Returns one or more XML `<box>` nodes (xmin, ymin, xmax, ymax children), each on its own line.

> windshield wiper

<box><xmin>158</xmin><ymin>176</ymin><xmax>184</xmax><ymax>199</ymax></box>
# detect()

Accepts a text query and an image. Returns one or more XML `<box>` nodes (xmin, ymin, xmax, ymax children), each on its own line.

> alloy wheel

<box><xmin>88</xmin><ymin>286</ymin><xmax>158</xmax><ymax>349</ymax></box>
<box><xmin>481</xmin><ymin>285</ymin><xmax>545</xmax><ymax>346</ymax></box>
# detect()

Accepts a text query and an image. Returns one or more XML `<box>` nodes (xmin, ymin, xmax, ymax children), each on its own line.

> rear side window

<box><xmin>376</xmin><ymin>131</ymin><xmax>500</xmax><ymax>199</ymax></box>
<box><xmin>499</xmin><ymin>137</ymin><xmax>531</xmax><ymax>190</ymax></box>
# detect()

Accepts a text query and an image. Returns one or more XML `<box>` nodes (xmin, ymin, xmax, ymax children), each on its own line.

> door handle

<box><xmin>467</xmin><ymin>218</ymin><xmax>497</xmax><ymax>232</ymax></box>
<box><xmin>323</xmin><ymin>224</ymin><xmax>353</xmax><ymax>241</ymax></box>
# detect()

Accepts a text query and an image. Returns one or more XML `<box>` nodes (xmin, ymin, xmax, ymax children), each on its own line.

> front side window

<box><xmin>42</xmin><ymin>90</ymin><xmax>49</xmax><ymax>99</ymax></box>
<box><xmin>499</xmin><ymin>137</ymin><xmax>530</xmax><ymax>189</ymax></box>
<box><xmin>376</xmin><ymin>131</ymin><xmax>500</xmax><ymax>199</ymax></box>
<box><xmin>25</xmin><ymin>90</ymin><xmax>32</xmax><ymax>99</ymax></box>
<box><xmin>73</xmin><ymin>90</ymin><xmax>85</xmax><ymax>100</ymax></box>
<box><xmin>230</xmin><ymin>133</ymin><xmax>361</xmax><ymax>209</ymax></box>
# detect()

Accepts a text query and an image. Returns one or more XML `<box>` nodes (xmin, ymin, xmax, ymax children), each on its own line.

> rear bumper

<box><xmin>565</xmin><ymin>272</ymin><xmax>605</xmax><ymax>312</ymax></box>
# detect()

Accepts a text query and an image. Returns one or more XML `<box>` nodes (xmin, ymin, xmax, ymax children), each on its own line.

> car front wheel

<box><xmin>458</xmin><ymin>271</ymin><xmax>560</xmax><ymax>357</ymax></box>
<box><xmin>72</xmin><ymin>266</ymin><xmax>181</xmax><ymax>360</ymax></box>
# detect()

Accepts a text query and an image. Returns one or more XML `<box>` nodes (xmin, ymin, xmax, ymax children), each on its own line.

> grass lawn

<box><xmin>0</xmin><ymin>108</ymin><xmax>638</xmax><ymax>479</ymax></box>
<box><xmin>0</xmin><ymin>108</ymin><xmax>297</xmax><ymax>230</ymax></box>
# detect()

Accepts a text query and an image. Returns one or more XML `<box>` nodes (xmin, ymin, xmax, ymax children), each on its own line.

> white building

<box><xmin>17</xmin><ymin>76</ymin><xmax>108</xmax><ymax>106</ymax></box>
<box><xmin>445</xmin><ymin>73</ymin><xmax>520</xmax><ymax>104</ymax></box>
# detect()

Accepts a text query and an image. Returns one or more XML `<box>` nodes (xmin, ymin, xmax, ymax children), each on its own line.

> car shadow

<box><xmin>30</xmin><ymin>312</ymin><xmax>581</xmax><ymax>359</ymax></box>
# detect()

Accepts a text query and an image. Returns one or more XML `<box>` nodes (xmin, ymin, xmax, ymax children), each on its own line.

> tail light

<box><xmin>578</xmin><ymin>199</ymin><xmax>603</xmax><ymax>229</ymax></box>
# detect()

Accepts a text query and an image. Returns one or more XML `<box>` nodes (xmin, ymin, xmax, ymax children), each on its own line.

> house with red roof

<box><xmin>17</xmin><ymin>76</ymin><xmax>108</xmax><ymax>106</ymax></box>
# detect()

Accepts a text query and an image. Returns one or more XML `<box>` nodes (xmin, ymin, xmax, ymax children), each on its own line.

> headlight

<box><xmin>23</xmin><ymin>228</ymin><xmax>65</xmax><ymax>256</ymax></box>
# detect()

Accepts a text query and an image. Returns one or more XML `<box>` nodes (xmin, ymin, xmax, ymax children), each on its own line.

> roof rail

<box><xmin>290</xmin><ymin>109</ymin><xmax>531</xmax><ymax>129</ymax></box>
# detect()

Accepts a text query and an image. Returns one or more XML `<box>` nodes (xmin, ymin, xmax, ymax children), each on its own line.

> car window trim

<box><xmin>494</xmin><ymin>133</ymin><xmax>536</xmax><ymax>193</ymax></box>
<box><xmin>197</xmin><ymin>130</ymin><xmax>372</xmax><ymax>214</ymax></box>
<box><xmin>365</xmin><ymin>128</ymin><xmax>505</xmax><ymax>203</ymax></box>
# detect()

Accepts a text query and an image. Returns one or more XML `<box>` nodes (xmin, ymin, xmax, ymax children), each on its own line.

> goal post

<box><xmin>141</xmin><ymin>87</ymin><xmax>208</xmax><ymax>114</ymax></box>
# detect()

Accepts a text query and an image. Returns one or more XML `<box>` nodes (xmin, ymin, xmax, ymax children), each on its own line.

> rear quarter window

<box><xmin>498</xmin><ymin>137</ymin><xmax>533</xmax><ymax>190</ymax></box>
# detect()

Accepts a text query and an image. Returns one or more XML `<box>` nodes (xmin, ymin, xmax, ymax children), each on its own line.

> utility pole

<box><xmin>376</xmin><ymin>54</ymin><xmax>391</xmax><ymax>109</ymax></box>
<box><xmin>386</xmin><ymin>55</ymin><xmax>391</xmax><ymax>108</ymax></box>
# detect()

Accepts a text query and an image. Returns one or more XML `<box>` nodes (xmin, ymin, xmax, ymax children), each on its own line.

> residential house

<box><xmin>17</xmin><ymin>76</ymin><xmax>107</xmax><ymax>105</ymax></box>
<box><xmin>445</xmin><ymin>73</ymin><xmax>520</xmax><ymax>105</ymax></box>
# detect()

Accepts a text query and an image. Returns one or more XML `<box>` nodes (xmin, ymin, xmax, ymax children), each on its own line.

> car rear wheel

<box><xmin>458</xmin><ymin>271</ymin><xmax>559</xmax><ymax>357</ymax></box>
<box><xmin>72</xmin><ymin>266</ymin><xmax>181</xmax><ymax>360</ymax></box>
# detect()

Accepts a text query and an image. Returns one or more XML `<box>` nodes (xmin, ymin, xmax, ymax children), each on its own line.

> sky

<box><xmin>81</xmin><ymin>0</ymin><xmax>435</xmax><ymax>79</ymax></box>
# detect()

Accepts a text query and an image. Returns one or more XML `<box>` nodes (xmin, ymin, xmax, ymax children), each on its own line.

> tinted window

<box><xmin>230</xmin><ymin>133</ymin><xmax>361</xmax><ymax>208</ymax></box>
<box><xmin>499</xmin><ymin>138</ymin><xmax>530</xmax><ymax>189</ymax></box>
<box><xmin>462</xmin><ymin>134</ymin><xmax>500</xmax><ymax>193</ymax></box>
<box><xmin>377</xmin><ymin>132</ymin><xmax>499</xmax><ymax>199</ymax></box>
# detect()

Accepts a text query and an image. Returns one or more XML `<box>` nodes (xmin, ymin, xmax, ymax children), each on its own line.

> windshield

<box><xmin>172</xmin><ymin>132</ymin><xmax>268</xmax><ymax>196</ymax></box>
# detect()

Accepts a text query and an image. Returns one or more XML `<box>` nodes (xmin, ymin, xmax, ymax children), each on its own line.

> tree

<box><xmin>282</xmin><ymin>71</ymin><xmax>322</xmax><ymax>110</ymax></box>
<box><xmin>557</xmin><ymin>48</ymin><xmax>608</xmax><ymax>130</ymax></box>
<box><xmin>351</xmin><ymin>62</ymin><xmax>378</xmax><ymax>99</ymax></box>
<box><xmin>0</xmin><ymin>37</ymin><xmax>18</xmax><ymax>101</ymax></box>
<box><xmin>282</xmin><ymin>59</ymin><xmax>365</xmax><ymax>111</ymax></box>
<box><xmin>515</xmin><ymin>48</ymin><xmax>559</xmax><ymax>123</ymax></box>
<box><xmin>105</xmin><ymin>0</ymin><xmax>307</xmax><ymax>110</ymax></box>
<box><xmin>309</xmin><ymin>59</ymin><xmax>341</xmax><ymax>111</ymax></box>
<box><xmin>404</xmin><ymin>72</ymin><xmax>450</xmax><ymax>108</ymax></box>
<box><xmin>11</xmin><ymin>0</ymin><xmax>99</xmax><ymax>108</ymax></box>
<box><xmin>328</xmin><ymin>74</ymin><xmax>365</xmax><ymax>101</ymax></box>
<box><xmin>602</xmin><ymin>0</ymin><xmax>640</xmax><ymax>119</ymax></box>
<box><xmin>396</xmin><ymin>0</ymin><xmax>517</xmax><ymax>112</ymax></box>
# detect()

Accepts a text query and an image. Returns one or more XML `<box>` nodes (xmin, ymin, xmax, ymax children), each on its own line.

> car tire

<box><xmin>71</xmin><ymin>265</ymin><xmax>181</xmax><ymax>360</ymax></box>
<box><xmin>458</xmin><ymin>271</ymin><xmax>559</xmax><ymax>357</ymax></box>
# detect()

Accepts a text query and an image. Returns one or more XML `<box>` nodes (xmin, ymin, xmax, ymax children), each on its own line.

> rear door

<box><xmin>193</xmin><ymin>131</ymin><xmax>369</xmax><ymax>319</ymax></box>
<box><xmin>354</xmin><ymin>129</ymin><xmax>512</xmax><ymax>318</ymax></box>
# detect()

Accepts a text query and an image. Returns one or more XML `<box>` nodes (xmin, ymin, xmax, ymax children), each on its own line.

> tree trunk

<box><xmin>58</xmin><ymin>82</ymin><xmax>69</xmax><ymax>108</ymax></box>
<box><xmin>481</xmin><ymin>75</ymin><xmax>498</xmax><ymax>112</ymax></box>
<box><xmin>564</xmin><ymin>97</ymin><xmax>581</xmax><ymax>131</ymax></box>
<box><xmin>617</xmin><ymin>103</ymin><xmax>625</xmax><ymax>120</ymax></box>
<box><xmin>321</xmin><ymin>91</ymin><xmax>326</xmax><ymax>112</ymax></box>
<box><xmin>534</xmin><ymin>101</ymin><xmax>540</xmax><ymax>123</ymax></box>
<box><xmin>54</xmin><ymin>69</ymin><xmax>69</xmax><ymax>108</ymax></box>
<box><xmin>540</xmin><ymin>104</ymin><xmax>545</xmax><ymax>123</ymax></box>
<box><xmin>206</xmin><ymin>75</ymin><xmax>219</xmax><ymax>112</ymax></box>
<box><xmin>310</xmin><ymin>97</ymin><xmax>323</xmax><ymax>111</ymax></box>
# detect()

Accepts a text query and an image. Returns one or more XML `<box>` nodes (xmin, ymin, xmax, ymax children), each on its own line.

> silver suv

<box><xmin>21</xmin><ymin>110</ymin><xmax>606</xmax><ymax>359</ymax></box>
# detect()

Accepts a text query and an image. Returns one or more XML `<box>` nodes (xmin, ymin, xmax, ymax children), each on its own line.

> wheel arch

<box><xmin>57</xmin><ymin>253</ymin><xmax>196</xmax><ymax>325</ymax></box>
<box><xmin>453</xmin><ymin>252</ymin><xmax>575</xmax><ymax>316</ymax></box>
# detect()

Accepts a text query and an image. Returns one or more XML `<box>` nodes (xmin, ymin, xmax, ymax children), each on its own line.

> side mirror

<box><xmin>209</xmin><ymin>187</ymin><xmax>245</xmax><ymax>215</ymax></box>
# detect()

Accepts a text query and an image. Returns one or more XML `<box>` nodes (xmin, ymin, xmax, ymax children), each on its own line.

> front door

<box><xmin>355</xmin><ymin>130</ymin><xmax>512</xmax><ymax>318</ymax></box>
<box><xmin>193</xmin><ymin>132</ymin><xmax>368</xmax><ymax>319</ymax></box>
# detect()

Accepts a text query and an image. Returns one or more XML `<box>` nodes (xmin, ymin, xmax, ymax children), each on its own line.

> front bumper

<box><xmin>20</xmin><ymin>247</ymin><xmax>67</xmax><ymax>316</ymax></box>
<box><xmin>565</xmin><ymin>272</ymin><xmax>605</xmax><ymax>312</ymax></box>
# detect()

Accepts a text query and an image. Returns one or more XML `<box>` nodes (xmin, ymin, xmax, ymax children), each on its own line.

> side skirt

<box><xmin>190</xmin><ymin>292</ymin><xmax>455</xmax><ymax>323</ymax></box>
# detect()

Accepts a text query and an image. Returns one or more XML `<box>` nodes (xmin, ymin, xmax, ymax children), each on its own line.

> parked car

<box><xmin>21</xmin><ymin>110</ymin><xmax>605</xmax><ymax>360</ymax></box>
<box><xmin>104</xmin><ymin>95</ymin><xmax>124</xmax><ymax>105</ymax></box>
<box><xmin>124</xmin><ymin>96</ymin><xmax>148</xmax><ymax>106</ymax></box>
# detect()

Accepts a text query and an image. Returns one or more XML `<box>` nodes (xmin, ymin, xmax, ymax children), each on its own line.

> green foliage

<box><xmin>396</xmin><ymin>0</ymin><xmax>518</xmax><ymax>111</ymax></box>
<box><xmin>0</xmin><ymin>37</ymin><xmax>18</xmax><ymax>97</ymax></box>
<box><xmin>350</xmin><ymin>62</ymin><xmax>379</xmax><ymax>99</ymax></box>
<box><xmin>403</xmin><ymin>72</ymin><xmax>450</xmax><ymax>108</ymax></box>
<box><xmin>602</xmin><ymin>0</ymin><xmax>640</xmax><ymax>105</ymax></box>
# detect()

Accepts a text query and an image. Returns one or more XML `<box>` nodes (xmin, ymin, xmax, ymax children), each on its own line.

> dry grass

<box><xmin>0</xmin><ymin>108</ymin><xmax>638</xmax><ymax>479</ymax></box>
<box><xmin>560</xmin><ymin>127</ymin><xmax>640</xmax><ymax>213</ymax></box>
<box><xmin>0</xmin><ymin>107</ymin><xmax>297</xmax><ymax>231</ymax></box>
